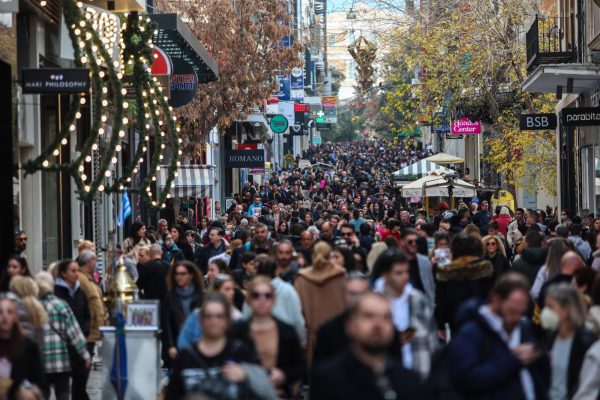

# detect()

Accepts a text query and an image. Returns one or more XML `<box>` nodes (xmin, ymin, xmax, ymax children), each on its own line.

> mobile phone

<box><xmin>434</xmin><ymin>248</ymin><xmax>451</xmax><ymax>266</ymax></box>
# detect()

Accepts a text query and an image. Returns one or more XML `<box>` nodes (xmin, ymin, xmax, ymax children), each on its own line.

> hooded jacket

<box><xmin>494</xmin><ymin>213</ymin><xmax>512</xmax><ymax>238</ymax></box>
<box><xmin>448</xmin><ymin>298</ymin><xmax>549</xmax><ymax>400</ymax></box>
<box><xmin>511</xmin><ymin>247</ymin><xmax>548</xmax><ymax>288</ymax></box>
<box><xmin>435</xmin><ymin>256</ymin><xmax>494</xmax><ymax>332</ymax></box>
<box><xmin>294</xmin><ymin>263</ymin><xmax>346</xmax><ymax>364</ymax></box>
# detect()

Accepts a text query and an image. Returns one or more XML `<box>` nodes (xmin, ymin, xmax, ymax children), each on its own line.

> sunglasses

<box><xmin>486</xmin><ymin>242</ymin><xmax>497</xmax><ymax>246</ymax></box>
<box><xmin>251</xmin><ymin>292</ymin><xmax>274</xmax><ymax>300</ymax></box>
<box><xmin>341</xmin><ymin>232</ymin><xmax>353</xmax><ymax>237</ymax></box>
<box><xmin>405</xmin><ymin>239</ymin><xmax>417</xmax><ymax>245</ymax></box>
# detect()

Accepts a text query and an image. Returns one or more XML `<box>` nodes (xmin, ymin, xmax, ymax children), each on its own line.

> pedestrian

<box><xmin>136</xmin><ymin>243</ymin><xmax>169</xmax><ymax>301</ymax></box>
<box><xmin>0</xmin><ymin>294</ymin><xmax>48</xmax><ymax>399</ymax></box>
<box><xmin>313</xmin><ymin>272</ymin><xmax>370</xmax><ymax>365</ymax></box>
<box><xmin>165</xmin><ymin>293</ymin><xmax>277</xmax><ymax>400</ymax></box>
<box><xmin>530</xmin><ymin>238</ymin><xmax>572</xmax><ymax>303</ymax></box>
<box><xmin>573</xmin><ymin>339</ymin><xmax>600</xmax><ymax>399</ymax></box>
<box><xmin>14</xmin><ymin>230</ymin><xmax>27</xmax><ymax>257</ymax></box>
<box><xmin>542</xmin><ymin>283</ymin><xmax>597</xmax><ymax>399</ymax></box>
<box><xmin>494</xmin><ymin>206</ymin><xmax>512</xmax><ymax>239</ymax></box>
<box><xmin>197</xmin><ymin>227</ymin><xmax>229</xmax><ymax>273</ymax></box>
<box><xmin>398</xmin><ymin>228</ymin><xmax>436</xmax><ymax>306</ymax></box>
<box><xmin>512</xmin><ymin>230</ymin><xmax>548</xmax><ymax>288</ymax></box>
<box><xmin>9</xmin><ymin>276</ymin><xmax>47</xmax><ymax>348</ymax></box>
<box><xmin>538</xmin><ymin>251</ymin><xmax>585</xmax><ymax>309</ymax></box>
<box><xmin>311</xmin><ymin>293</ymin><xmax>423</xmax><ymax>400</ymax></box>
<box><xmin>569</xmin><ymin>224</ymin><xmax>592</xmax><ymax>263</ymax></box>
<box><xmin>274</xmin><ymin>240</ymin><xmax>299</xmax><ymax>283</ymax></box>
<box><xmin>448</xmin><ymin>273</ymin><xmax>549</xmax><ymax>399</ymax></box>
<box><xmin>374</xmin><ymin>248</ymin><xmax>436</xmax><ymax>378</ymax></box>
<box><xmin>0</xmin><ymin>255</ymin><xmax>31</xmax><ymax>291</ymax></box>
<box><xmin>233</xmin><ymin>276</ymin><xmax>305</xmax><ymax>398</ymax></box>
<box><xmin>122</xmin><ymin>222</ymin><xmax>152</xmax><ymax>264</ymax></box>
<box><xmin>161</xmin><ymin>232</ymin><xmax>184</xmax><ymax>266</ymax></box>
<box><xmin>294</xmin><ymin>241</ymin><xmax>346</xmax><ymax>364</ymax></box>
<box><xmin>36</xmin><ymin>271</ymin><xmax>90</xmax><ymax>400</ymax></box>
<box><xmin>435</xmin><ymin>233</ymin><xmax>494</xmax><ymax>337</ymax></box>
<box><xmin>209</xmin><ymin>275</ymin><xmax>243</xmax><ymax>321</ymax></box>
<box><xmin>171</xmin><ymin>225</ymin><xmax>195</xmax><ymax>261</ymax></box>
<box><xmin>586</xmin><ymin>277</ymin><xmax>600</xmax><ymax>336</ymax></box>
<box><xmin>482</xmin><ymin>235</ymin><xmax>511</xmax><ymax>281</ymax></box>
<box><xmin>161</xmin><ymin>260</ymin><xmax>204</xmax><ymax>368</ymax></box>
<box><xmin>53</xmin><ymin>259</ymin><xmax>91</xmax><ymax>400</ymax></box>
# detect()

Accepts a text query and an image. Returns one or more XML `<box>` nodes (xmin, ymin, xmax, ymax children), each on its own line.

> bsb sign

<box><xmin>519</xmin><ymin>113</ymin><xmax>557</xmax><ymax>130</ymax></box>
<box><xmin>562</xmin><ymin>107</ymin><xmax>600</xmax><ymax>127</ymax></box>
<box><xmin>21</xmin><ymin>69</ymin><xmax>90</xmax><ymax>94</ymax></box>
<box><xmin>226</xmin><ymin>150</ymin><xmax>265</xmax><ymax>168</ymax></box>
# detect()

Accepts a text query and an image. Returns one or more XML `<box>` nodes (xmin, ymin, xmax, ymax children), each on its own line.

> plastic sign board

<box><xmin>270</xmin><ymin>115</ymin><xmax>289</xmax><ymax>134</ymax></box>
<box><xmin>519</xmin><ymin>113</ymin><xmax>557</xmax><ymax>130</ymax></box>
<box><xmin>226</xmin><ymin>150</ymin><xmax>265</xmax><ymax>168</ymax></box>
<box><xmin>451</xmin><ymin>118</ymin><xmax>481</xmax><ymax>134</ymax></box>
<box><xmin>562</xmin><ymin>107</ymin><xmax>600</xmax><ymax>127</ymax></box>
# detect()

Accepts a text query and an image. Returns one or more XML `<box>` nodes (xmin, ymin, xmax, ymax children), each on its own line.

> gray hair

<box><xmin>158</xmin><ymin>219</ymin><xmax>168</xmax><ymax>225</ymax></box>
<box><xmin>77</xmin><ymin>249</ymin><xmax>97</xmax><ymax>266</ymax></box>
<box><xmin>546</xmin><ymin>283</ymin><xmax>587</xmax><ymax>328</ymax></box>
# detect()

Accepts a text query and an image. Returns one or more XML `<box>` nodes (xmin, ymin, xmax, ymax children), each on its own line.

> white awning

<box><xmin>158</xmin><ymin>165</ymin><xmax>215</xmax><ymax>198</ymax></box>
<box><xmin>523</xmin><ymin>64</ymin><xmax>600</xmax><ymax>94</ymax></box>
<box><xmin>392</xmin><ymin>159</ymin><xmax>455</xmax><ymax>181</ymax></box>
<box><xmin>401</xmin><ymin>171</ymin><xmax>476</xmax><ymax>198</ymax></box>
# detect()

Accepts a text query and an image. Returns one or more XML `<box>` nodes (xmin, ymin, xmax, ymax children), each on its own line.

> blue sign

<box><xmin>433</xmin><ymin>123</ymin><xmax>450</xmax><ymax>134</ymax></box>
<box><xmin>278</xmin><ymin>75</ymin><xmax>290</xmax><ymax>101</ymax></box>
<box><xmin>283</xmin><ymin>36</ymin><xmax>293</xmax><ymax>48</ymax></box>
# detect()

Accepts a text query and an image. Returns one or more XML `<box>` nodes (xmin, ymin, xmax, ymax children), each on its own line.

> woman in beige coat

<box><xmin>294</xmin><ymin>241</ymin><xmax>346</xmax><ymax>365</ymax></box>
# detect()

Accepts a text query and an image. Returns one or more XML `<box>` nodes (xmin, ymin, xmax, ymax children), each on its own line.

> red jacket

<box><xmin>494</xmin><ymin>213</ymin><xmax>511</xmax><ymax>238</ymax></box>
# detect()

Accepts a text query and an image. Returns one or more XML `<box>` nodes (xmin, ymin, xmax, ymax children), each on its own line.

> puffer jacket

<box><xmin>435</xmin><ymin>256</ymin><xmax>494</xmax><ymax>333</ymax></box>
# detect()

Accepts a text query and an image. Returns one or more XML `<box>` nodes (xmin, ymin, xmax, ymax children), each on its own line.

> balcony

<box><xmin>526</xmin><ymin>15</ymin><xmax>577</xmax><ymax>73</ymax></box>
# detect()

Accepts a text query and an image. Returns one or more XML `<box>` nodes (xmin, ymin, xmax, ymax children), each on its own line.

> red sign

<box><xmin>266</xmin><ymin>95</ymin><xmax>279</xmax><ymax>105</ymax></box>
<box><xmin>238</xmin><ymin>144</ymin><xmax>258</xmax><ymax>150</ymax></box>
<box><xmin>294</xmin><ymin>103</ymin><xmax>309</xmax><ymax>112</ymax></box>
<box><xmin>150</xmin><ymin>47</ymin><xmax>172</xmax><ymax>75</ymax></box>
<box><xmin>451</xmin><ymin>118</ymin><xmax>482</xmax><ymax>134</ymax></box>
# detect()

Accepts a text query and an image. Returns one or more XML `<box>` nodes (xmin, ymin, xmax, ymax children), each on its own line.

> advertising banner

<box><xmin>321</xmin><ymin>96</ymin><xmax>337</xmax><ymax>124</ymax></box>
<box><xmin>278</xmin><ymin>75</ymin><xmax>290</xmax><ymax>101</ymax></box>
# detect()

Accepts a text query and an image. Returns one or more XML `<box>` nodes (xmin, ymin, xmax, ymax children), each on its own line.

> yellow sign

<box><xmin>491</xmin><ymin>190</ymin><xmax>515</xmax><ymax>212</ymax></box>
<box><xmin>283</xmin><ymin>154</ymin><xmax>295</xmax><ymax>170</ymax></box>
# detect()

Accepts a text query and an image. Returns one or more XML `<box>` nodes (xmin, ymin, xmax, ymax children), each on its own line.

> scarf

<box><xmin>175</xmin><ymin>285</ymin><xmax>196</xmax><ymax>320</ymax></box>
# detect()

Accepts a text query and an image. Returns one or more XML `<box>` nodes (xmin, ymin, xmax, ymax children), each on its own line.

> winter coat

<box><xmin>54</xmin><ymin>278</ymin><xmax>91</xmax><ymax>338</ymax></box>
<box><xmin>570</xmin><ymin>235</ymin><xmax>592</xmax><ymax>263</ymax></box>
<box><xmin>548</xmin><ymin>326</ymin><xmax>598</xmax><ymax>398</ymax></box>
<box><xmin>294</xmin><ymin>263</ymin><xmax>346</xmax><ymax>364</ymax></box>
<box><xmin>6</xmin><ymin>337</ymin><xmax>49</xmax><ymax>399</ymax></box>
<box><xmin>435</xmin><ymin>256</ymin><xmax>494</xmax><ymax>332</ymax></box>
<box><xmin>162</xmin><ymin>242</ymin><xmax>184</xmax><ymax>266</ymax></box>
<box><xmin>196</xmin><ymin>240</ymin><xmax>228</xmax><ymax>274</ymax></box>
<box><xmin>77</xmin><ymin>270</ymin><xmax>105</xmax><ymax>342</ymax></box>
<box><xmin>137</xmin><ymin>259</ymin><xmax>169</xmax><ymax>300</ymax></box>
<box><xmin>511</xmin><ymin>247</ymin><xmax>548</xmax><ymax>288</ymax></box>
<box><xmin>448</xmin><ymin>299</ymin><xmax>549</xmax><ymax>400</ymax></box>
<box><xmin>586</xmin><ymin>305</ymin><xmax>600</xmax><ymax>336</ymax></box>
<box><xmin>232</xmin><ymin>318</ymin><xmax>305</xmax><ymax>397</ymax></box>
<box><xmin>161</xmin><ymin>288</ymin><xmax>203</xmax><ymax>366</ymax></box>
<box><xmin>494</xmin><ymin>213</ymin><xmax>512</xmax><ymax>239</ymax></box>
<box><xmin>573</xmin><ymin>340</ymin><xmax>600</xmax><ymax>400</ymax></box>
<box><xmin>592</xmin><ymin>250</ymin><xmax>600</xmax><ymax>272</ymax></box>
<box><xmin>484</xmin><ymin>253</ymin><xmax>511</xmax><ymax>282</ymax></box>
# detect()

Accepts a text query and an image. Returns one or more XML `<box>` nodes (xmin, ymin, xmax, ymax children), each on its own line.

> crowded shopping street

<box><xmin>5</xmin><ymin>0</ymin><xmax>600</xmax><ymax>399</ymax></box>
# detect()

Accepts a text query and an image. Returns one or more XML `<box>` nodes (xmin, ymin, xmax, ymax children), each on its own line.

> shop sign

<box><xmin>294</xmin><ymin>103</ymin><xmax>309</xmax><ymax>112</ymax></box>
<box><xmin>321</xmin><ymin>96</ymin><xmax>337</xmax><ymax>124</ymax></box>
<box><xmin>451</xmin><ymin>118</ymin><xmax>481</xmax><ymax>134</ymax></box>
<box><xmin>290</xmin><ymin>67</ymin><xmax>304</xmax><ymax>101</ymax></box>
<box><xmin>168</xmin><ymin>58</ymin><xmax>198</xmax><ymax>108</ymax></box>
<box><xmin>562</xmin><ymin>107</ymin><xmax>600</xmax><ymax>127</ymax></box>
<box><xmin>226</xmin><ymin>150</ymin><xmax>265</xmax><ymax>168</ymax></box>
<box><xmin>278</xmin><ymin>75</ymin><xmax>290</xmax><ymax>101</ymax></box>
<box><xmin>519</xmin><ymin>113</ymin><xmax>557</xmax><ymax>130</ymax></box>
<box><xmin>21</xmin><ymin>69</ymin><xmax>90</xmax><ymax>94</ymax></box>
<box><xmin>270</xmin><ymin>115</ymin><xmax>288</xmax><ymax>134</ymax></box>
<box><xmin>290</xmin><ymin>123</ymin><xmax>303</xmax><ymax>135</ymax></box>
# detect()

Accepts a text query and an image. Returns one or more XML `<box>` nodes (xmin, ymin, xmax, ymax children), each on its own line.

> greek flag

<box><xmin>117</xmin><ymin>189</ymin><xmax>132</xmax><ymax>227</ymax></box>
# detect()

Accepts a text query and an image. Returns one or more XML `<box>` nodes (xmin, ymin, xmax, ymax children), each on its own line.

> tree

<box><xmin>157</xmin><ymin>0</ymin><xmax>302</xmax><ymax>156</ymax></box>
<box><xmin>380</xmin><ymin>0</ymin><xmax>557</xmax><ymax>195</ymax></box>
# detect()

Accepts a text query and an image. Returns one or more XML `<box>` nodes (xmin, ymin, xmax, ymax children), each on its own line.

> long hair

<box><xmin>482</xmin><ymin>235</ymin><xmax>506</xmax><ymax>258</ymax></box>
<box><xmin>312</xmin><ymin>241</ymin><xmax>333</xmax><ymax>270</ymax></box>
<box><xmin>0</xmin><ymin>297</ymin><xmax>25</xmax><ymax>361</ymax></box>
<box><xmin>128</xmin><ymin>222</ymin><xmax>146</xmax><ymax>244</ymax></box>
<box><xmin>167</xmin><ymin>261</ymin><xmax>204</xmax><ymax>292</ymax></box>
<box><xmin>546</xmin><ymin>283</ymin><xmax>587</xmax><ymax>328</ymax></box>
<box><xmin>10</xmin><ymin>276</ymin><xmax>47</xmax><ymax>329</ymax></box>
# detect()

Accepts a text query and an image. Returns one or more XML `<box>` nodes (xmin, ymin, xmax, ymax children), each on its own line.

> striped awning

<box><xmin>392</xmin><ymin>159</ymin><xmax>455</xmax><ymax>181</ymax></box>
<box><xmin>158</xmin><ymin>165</ymin><xmax>215</xmax><ymax>198</ymax></box>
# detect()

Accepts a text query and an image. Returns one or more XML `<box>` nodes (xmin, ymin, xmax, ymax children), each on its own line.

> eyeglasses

<box><xmin>405</xmin><ymin>239</ymin><xmax>417</xmax><ymax>245</ymax></box>
<box><xmin>251</xmin><ymin>292</ymin><xmax>274</xmax><ymax>300</ymax></box>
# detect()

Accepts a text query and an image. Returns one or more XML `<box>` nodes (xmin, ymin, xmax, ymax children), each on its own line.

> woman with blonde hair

<box><xmin>294</xmin><ymin>241</ymin><xmax>345</xmax><ymax>364</ymax></box>
<box><xmin>482</xmin><ymin>235</ymin><xmax>511</xmax><ymax>282</ymax></box>
<box><xmin>9</xmin><ymin>276</ymin><xmax>47</xmax><ymax>346</ymax></box>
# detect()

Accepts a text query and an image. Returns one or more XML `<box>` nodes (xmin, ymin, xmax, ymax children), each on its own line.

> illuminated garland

<box><xmin>23</xmin><ymin>0</ymin><xmax>181</xmax><ymax>210</ymax></box>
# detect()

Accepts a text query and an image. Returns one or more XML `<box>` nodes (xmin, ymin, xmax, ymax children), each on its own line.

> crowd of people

<box><xmin>4</xmin><ymin>138</ymin><xmax>600</xmax><ymax>399</ymax></box>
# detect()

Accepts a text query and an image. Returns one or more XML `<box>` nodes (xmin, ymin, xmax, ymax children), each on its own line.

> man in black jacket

<box><xmin>313</xmin><ymin>272</ymin><xmax>370</xmax><ymax>365</ymax></box>
<box><xmin>311</xmin><ymin>293</ymin><xmax>423</xmax><ymax>400</ymax></box>
<box><xmin>137</xmin><ymin>244</ymin><xmax>169</xmax><ymax>300</ymax></box>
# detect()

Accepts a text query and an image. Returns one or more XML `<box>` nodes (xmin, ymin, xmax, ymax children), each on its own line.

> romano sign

<box><xmin>226</xmin><ymin>150</ymin><xmax>265</xmax><ymax>168</ymax></box>
<box><xmin>562</xmin><ymin>107</ymin><xmax>600</xmax><ymax>127</ymax></box>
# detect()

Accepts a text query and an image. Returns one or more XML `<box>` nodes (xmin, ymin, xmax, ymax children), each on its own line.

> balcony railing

<box><xmin>526</xmin><ymin>14</ymin><xmax>577</xmax><ymax>73</ymax></box>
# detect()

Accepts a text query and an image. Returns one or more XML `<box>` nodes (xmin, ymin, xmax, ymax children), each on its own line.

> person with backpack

<box><xmin>445</xmin><ymin>273</ymin><xmax>549</xmax><ymax>399</ymax></box>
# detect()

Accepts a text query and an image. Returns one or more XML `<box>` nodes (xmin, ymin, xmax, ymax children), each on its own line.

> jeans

<box><xmin>71</xmin><ymin>342</ymin><xmax>94</xmax><ymax>400</ymax></box>
<box><xmin>46</xmin><ymin>372</ymin><xmax>70</xmax><ymax>400</ymax></box>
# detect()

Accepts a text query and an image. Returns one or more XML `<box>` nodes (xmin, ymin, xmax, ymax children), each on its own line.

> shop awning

<box><xmin>392</xmin><ymin>160</ymin><xmax>455</xmax><ymax>182</ymax></box>
<box><xmin>159</xmin><ymin>165</ymin><xmax>215</xmax><ymax>198</ymax></box>
<box><xmin>150</xmin><ymin>14</ymin><xmax>218</xmax><ymax>83</ymax></box>
<box><xmin>424</xmin><ymin>152</ymin><xmax>464</xmax><ymax>164</ymax></box>
<box><xmin>401</xmin><ymin>171</ymin><xmax>476</xmax><ymax>198</ymax></box>
<box><xmin>522</xmin><ymin>64</ymin><xmax>600</xmax><ymax>94</ymax></box>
